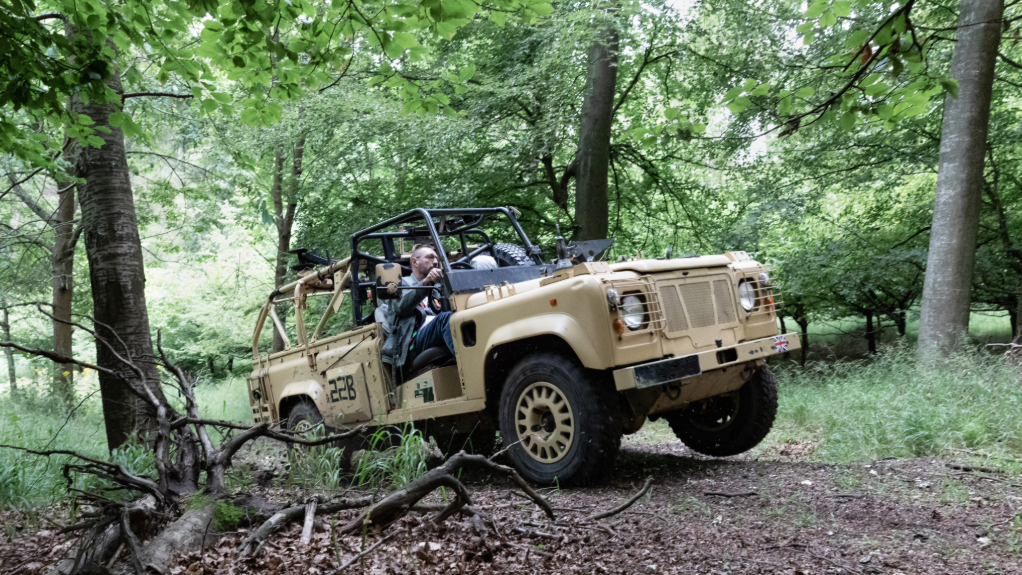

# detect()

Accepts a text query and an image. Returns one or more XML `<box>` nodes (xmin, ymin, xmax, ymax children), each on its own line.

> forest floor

<box><xmin>3</xmin><ymin>433</ymin><xmax>1021</xmax><ymax>575</ymax></box>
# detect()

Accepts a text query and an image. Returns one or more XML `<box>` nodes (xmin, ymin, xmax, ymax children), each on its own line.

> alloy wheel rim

<box><xmin>515</xmin><ymin>381</ymin><xmax>574</xmax><ymax>463</ymax></box>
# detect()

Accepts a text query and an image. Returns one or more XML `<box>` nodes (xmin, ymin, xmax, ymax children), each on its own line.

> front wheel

<box><xmin>499</xmin><ymin>353</ymin><xmax>621</xmax><ymax>485</ymax></box>
<box><xmin>663</xmin><ymin>364</ymin><xmax>778</xmax><ymax>457</ymax></box>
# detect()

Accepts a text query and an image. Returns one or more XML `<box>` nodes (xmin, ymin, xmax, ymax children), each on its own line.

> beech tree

<box><xmin>917</xmin><ymin>0</ymin><xmax>1005</xmax><ymax>357</ymax></box>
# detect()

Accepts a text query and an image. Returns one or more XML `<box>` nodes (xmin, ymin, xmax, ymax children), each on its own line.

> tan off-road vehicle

<box><xmin>247</xmin><ymin>208</ymin><xmax>800</xmax><ymax>484</ymax></box>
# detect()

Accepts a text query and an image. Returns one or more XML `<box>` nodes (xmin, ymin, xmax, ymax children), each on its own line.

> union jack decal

<box><xmin>772</xmin><ymin>335</ymin><xmax>789</xmax><ymax>353</ymax></box>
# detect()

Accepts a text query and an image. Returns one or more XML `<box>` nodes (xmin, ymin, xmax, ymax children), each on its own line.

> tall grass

<box><xmin>0</xmin><ymin>374</ymin><xmax>253</xmax><ymax>510</ymax></box>
<box><xmin>772</xmin><ymin>344</ymin><xmax>1022</xmax><ymax>463</ymax></box>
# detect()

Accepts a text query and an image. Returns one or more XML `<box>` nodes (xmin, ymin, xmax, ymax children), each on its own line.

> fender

<box><xmin>483</xmin><ymin>313</ymin><xmax>611</xmax><ymax>370</ymax></box>
<box><xmin>277</xmin><ymin>380</ymin><xmax>328</xmax><ymax>417</ymax></box>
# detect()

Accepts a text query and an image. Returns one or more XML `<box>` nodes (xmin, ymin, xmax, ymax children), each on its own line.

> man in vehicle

<box><xmin>380</xmin><ymin>244</ymin><xmax>455</xmax><ymax>375</ymax></box>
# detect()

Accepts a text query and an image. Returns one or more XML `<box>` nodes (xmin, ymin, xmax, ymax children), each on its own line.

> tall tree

<box><xmin>574</xmin><ymin>23</ymin><xmax>620</xmax><ymax>241</ymax></box>
<box><xmin>5</xmin><ymin>171</ymin><xmax>81</xmax><ymax>408</ymax></box>
<box><xmin>917</xmin><ymin>0</ymin><xmax>1005</xmax><ymax>357</ymax></box>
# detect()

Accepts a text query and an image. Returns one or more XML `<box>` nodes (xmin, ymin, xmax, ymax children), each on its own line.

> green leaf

<box><xmin>779</xmin><ymin>95</ymin><xmax>793</xmax><ymax>116</ymax></box>
<box><xmin>459</xmin><ymin>64</ymin><xmax>476</xmax><ymax>81</ymax></box>
<box><xmin>201</xmin><ymin>99</ymin><xmax>219</xmax><ymax>113</ymax></box>
<box><xmin>212</xmin><ymin>92</ymin><xmax>233</xmax><ymax>103</ymax></box>
<box><xmin>691</xmin><ymin>123</ymin><xmax>706</xmax><ymax>134</ymax></box>
<box><xmin>393</xmin><ymin>32</ymin><xmax>418</xmax><ymax>49</ymax></box>
<box><xmin>795</xmin><ymin>86</ymin><xmax>815</xmax><ymax>98</ymax></box>
<box><xmin>750</xmin><ymin>83</ymin><xmax>771</xmax><ymax>96</ymax></box>
<box><xmin>804</xmin><ymin>2</ymin><xmax>827</xmax><ymax>18</ymax></box>
<box><xmin>664</xmin><ymin>107</ymin><xmax>679</xmax><ymax>120</ymax></box>
<box><xmin>833</xmin><ymin>1</ymin><xmax>851</xmax><ymax>17</ymax></box>
<box><xmin>820</xmin><ymin>10</ymin><xmax>837</xmax><ymax>27</ymax></box>
<box><xmin>490</xmin><ymin>10</ymin><xmax>506</xmax><ymax>27</ymax></box>
<box><xmin>803</xmin><ymin>31</ymin><xmax>815</xmax><ymax>45</ymax></box>
<box><xmin>401</xmin><ymin>99</ymin><xmax>422</xmax><ymax>114</ymax></box>
<box><xmin>839</xmin><ymin>110</ymin><xmax>856</xmax><ymax>131</ymax></box>
<box><xmin>368</xmin><ymin>75</ymin><xmax>387</xmax><ymax>86</ymax></box>
<box><xmin>531</xmin><ymin>3</ymin><xmax>554</xmax><ymax>17</ymax></box>
<box><xmin>940</xmin><ymin>78</ymin><xmax>959</xmax><ymax>99</ymax></box>
<box><xmin>864</xmin><ymin>82</ymin><xmax>890</xmax><ymax>97</ymax></box>
<box><xmin>726</xmin><ymin>96</ymin><xmax>751</xmax><ymax>114</ymax></box>
<box><xmin>77</xmin><ymin>115</ymin><xmax>95</xmax><ymax>126</ymax></box>
<box><xmin>796</xmin><ymin>21</ymin><xmax>815</xmax><ymax>34</ymax></box>
<box><xmin>743</xmin><ymin>78</ymin><xmax>758</xmax><ymax>92</ymax></box>
<box><xmin>722</xmin><ymin>86</ymin><xmax>744</xmax><ymax>101</ymax></box>
<box><xmin>232</xmin><ymin>55</ymin><xmax>245</xmax><ymax>68</ymax></box>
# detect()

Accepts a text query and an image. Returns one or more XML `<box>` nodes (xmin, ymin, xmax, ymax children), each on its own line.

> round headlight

<box><xmin>621</xmin><ymin>295</ymin><xmax>645</xmax><ymax>330</ymax></box>
<box><xmin>738</xmin><ymin>281</ymin><xmax>756</xmax><ymax>311</ymax></box>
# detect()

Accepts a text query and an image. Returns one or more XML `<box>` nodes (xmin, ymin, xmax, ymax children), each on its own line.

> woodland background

<box><xmin>1</xmin><ymin>0</ymin><xmax>1022</xmax><ymax>545</ymax></box>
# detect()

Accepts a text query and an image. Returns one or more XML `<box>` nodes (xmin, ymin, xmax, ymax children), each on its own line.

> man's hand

<box><xmin>423</xmin><ymin>267</ymin><xmax>444</xmax><ymax>286</ymax></box>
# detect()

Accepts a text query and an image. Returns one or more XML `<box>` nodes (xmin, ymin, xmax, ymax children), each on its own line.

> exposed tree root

<box><xmin>341</xmin><ymin>452</ymin><xmax>554</xmax><ymax>535</ymax></box>
<box><xmin>238</xmin><ymin>496</ymin><xmax>377</xmax><ymax>558</ymax></box>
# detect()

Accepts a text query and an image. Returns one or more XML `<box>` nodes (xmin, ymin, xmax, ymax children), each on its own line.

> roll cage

<box><xmin>350</xmin><ymin>208</ymin><xmax>557</xmax><ymax>327</ymax></box>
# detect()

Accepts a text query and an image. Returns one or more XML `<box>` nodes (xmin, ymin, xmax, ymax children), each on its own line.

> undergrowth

<box><xmin>771</xmin><ymin>344</ymin><xmax>1022</xmax><ymax>465</ymax></box>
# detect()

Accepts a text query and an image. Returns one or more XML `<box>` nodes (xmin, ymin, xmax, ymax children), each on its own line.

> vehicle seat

<box><xmin>405</xmin><ymin>346</ymin><xmax>454</xmax><ymax>380</ymax></box>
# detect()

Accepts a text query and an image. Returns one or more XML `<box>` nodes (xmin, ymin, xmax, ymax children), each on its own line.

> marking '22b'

<box><xmin>328</xmin><ymin>375</ymin><xmax>357</xmax><ymax>403</ymax></box>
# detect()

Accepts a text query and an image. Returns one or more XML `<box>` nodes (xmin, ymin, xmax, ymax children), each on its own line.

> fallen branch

<box><xmin>584</xmin><ymin>477</ymin><xmax>653</xmax><ymax>521</ymax></box>
<box><xmin>829</xmin><ymin>493</ymin><xmax>866</xmax><ymax>499</ymax></box>
<box><xmin>703</xmin><ymin>491</ymin><xmax>758</xmax><ymax>498</ymax></box>
<box><xmin>300</xmin><ymin>498</ymin><xmax>318</xmax><ymax>546</ymax></box>
<box><xmin>341</xmin><ymin>452</ymin><xmax>554</xmax><ymax>535</ymax></box>
<box><xmin>946</xmin><ymin>463</ymin><xmax>1002</xmax><ymax>474</ymax></box>
<box><xmin>329</xmin><ymin>532</ymin><xmax>398</xmax><ymax>574</ymax></box>
<box><xmin>239</xmin><ymin>496</ymin><xmax>375</xmax><ymax>558</ymax></box>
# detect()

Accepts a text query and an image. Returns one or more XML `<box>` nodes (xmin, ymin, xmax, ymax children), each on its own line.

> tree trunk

<box><xmin>917</xmin><ymin>0</ymin><xmax>1004</xmax><ymax>358</ymax></box>
<box><xmin>574</xmin><ymin>26</ymin><xmax>619</xmax><ymax>241</ymax></box>
<box><xmin>779</xmin><ymin>314</ymin><xmax>787</xmax><ymax>335</ymax></box>
<box><xmin>865</xmin><ymin>311</ymin><xmax>877</xmax><ymax>354</ymax></box>
<box><xmin>1016</xmin><ymin>286</ymin><xmax>1022</xmax><ymax>338</ymax></box>
<box><xmin>270</xmin><ymin>145</ymin><xmax>289</xmax><ymax>353</ymax></box>
<box><xmin>797</xmin><ymin>318</ymin><xmax>809</xmax><ymax>367</ymax></box>
<box><xmin>2</xmin><ymin>308</ymin><xmax>15</xmax><ymax>394</ymax></box>
<box><xmin>893</xmin><ymin>309</ymin><xmax>907</xmax><ymax>337</ymax></box>
<box><xmin>73</xmin><ymin>61</ymin><xmax>164</xmax><ymax>450</ymax></box>
<box><xmin>51</xmin><ymin>178</ymin><xmax>77</xmax><ymax>409</ymax></box>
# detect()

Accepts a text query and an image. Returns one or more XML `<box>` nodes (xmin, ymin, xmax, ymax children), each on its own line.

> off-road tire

<box><xmin>499</xmin><ymin>353</ymin><xmax>621</xmax><ymax>485</ymax></box>
<box><xmin>664</xmin><ymin>364</ymin><xmax>778</xmax><ymax>457</ymax></box>
<box><xmin>284</xmin><ymin>399</ymin><xmax>324</xmax><ymax>454</ymax></box>
<box><xmin>491</xmin><ymin>243</ymin><xmax>532</xmax><ymax>267</ymax></box>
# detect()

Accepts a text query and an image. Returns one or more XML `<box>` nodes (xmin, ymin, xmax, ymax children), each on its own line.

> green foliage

<box><xmin>772</xmin><ymin>346</ymin><xmax>1022</xmax><ymax>462</ymax></box>
<box><xmin>213</xmin><ymin>501</ymin><xmax>245</xmax><ymax>531</ymax></box>
<box><xmin>351</xmin><ymin>424</ymin><xmax>430</xmax><ymax>489</ymax></box>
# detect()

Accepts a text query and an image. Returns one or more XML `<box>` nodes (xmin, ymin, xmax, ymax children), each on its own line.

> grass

<box><xmin>0</xmin><ymin>372</ymin><xmax>253</xmax><ymax>510</ymax></box>
<box><xmin>769</xmin><ymin>344</ymin><xmax>1022</xmax><ymax>465</ymax></box>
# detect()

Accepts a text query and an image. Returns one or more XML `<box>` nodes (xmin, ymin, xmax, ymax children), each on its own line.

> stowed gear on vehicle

<box><xmin>246</xmin><ymin>208</ymin><xmax>800</xmax><ymax>485</ymax></box>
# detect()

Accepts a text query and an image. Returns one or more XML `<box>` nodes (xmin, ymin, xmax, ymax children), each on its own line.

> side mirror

<box><xmin>374</xmin><ymin>263</ymin><xmax>402</xmax><ymax>300</ymax></box>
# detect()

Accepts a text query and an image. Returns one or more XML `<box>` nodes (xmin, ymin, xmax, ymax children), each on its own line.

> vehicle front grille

<box><xmin>678</xmin><ymin>282</ymin><xmax>716</xmax><ymax>328</ymax></box>
<box><xmin>659</xmin><ymin>285</ymin><xmax>688</xmax><ymax>332</ymax></box>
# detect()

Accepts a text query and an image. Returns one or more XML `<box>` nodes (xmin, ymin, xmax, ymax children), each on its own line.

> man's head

<box><xmin>410</xmin><ymin>244</ymin><xmax>439</xmax><ymax>281</ymax></box>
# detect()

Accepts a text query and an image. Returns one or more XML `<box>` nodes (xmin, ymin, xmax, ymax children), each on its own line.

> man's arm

<box><xmin>390</xmin><ymin>278</ymin><xmax>431</xmax><ymax>317</ymax></box>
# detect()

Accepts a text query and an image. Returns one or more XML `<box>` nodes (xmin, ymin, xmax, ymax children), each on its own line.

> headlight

<box><xmin>606</xmin><ymin>288</ymin><xmax>620</xmax><ymax>311</ymax></box>
<box><xmin>738</xmin><ymin>281</ymin><xmax>756</xmax><ymax>311</ymax></box>
<box><xmin>621</xmin><ymin>295</ymin><xmax>645</xmax><ymax>330</ymax></box>
<box><xmin>758</xmin><ymin>271</ymin><xmax>770</xmax><ymax>286</ymax></box>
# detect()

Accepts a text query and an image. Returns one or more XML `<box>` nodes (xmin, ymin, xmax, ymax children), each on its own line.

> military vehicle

<box><xmin>246</xmin><ymin>208</ymin><xmax>799</xmax><ymax>484</ymax></box>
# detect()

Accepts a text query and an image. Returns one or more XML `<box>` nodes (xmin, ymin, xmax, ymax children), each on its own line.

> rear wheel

<box><xmin>284</xmin><ymin>399</ymin><xmax>325</xmax><ymax>455</ymax></box>
<box><xmin>498</xmin><ymin>353</ymin><xmax>621</xmax><ymax>485</ymax></box>
<box><xmin>664</xmin><ymin>364</ymin><xmax>778</xmax><ymax>456</ymax></box>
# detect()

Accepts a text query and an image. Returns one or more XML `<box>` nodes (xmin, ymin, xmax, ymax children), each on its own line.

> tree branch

<box><xmin>122</xmin><ymin>92</ymin><xmax>194</xmax><ymax>99</ymax></box>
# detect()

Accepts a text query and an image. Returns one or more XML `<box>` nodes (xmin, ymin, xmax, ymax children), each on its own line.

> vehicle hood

<box><xmin>608</xmin><ymin>255</ymin><xmax>732</xmax><ymax>274</ymax></box>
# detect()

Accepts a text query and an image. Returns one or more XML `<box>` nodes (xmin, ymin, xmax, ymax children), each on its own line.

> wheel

<box><xmin>286</xmin><ymin>399</ymin><xmax>324</xmax><ymax>435</ymax></box>
<box><xmin>663</xmin><ymin>364</ymin><xmax>778</xmax><ymax>457</ymax></box>
<box><xmin>285</xmin><ymin>399</ymin><xmax>325</xmax><ymax>454</ymax></box>
<box><xmin>491</xmin><ymin>243</ymin><xmax>532</xmax><ymax>267</ymax></box>
<box><xmin>499</xmin><ymin>353</ymin><xmax>621</xmax><ymax>485</ymax></box>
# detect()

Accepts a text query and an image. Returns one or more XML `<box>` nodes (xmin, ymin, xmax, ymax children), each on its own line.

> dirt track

<box><xmin>3</xmin><ymin>434</ymin><xmax>1021</xmax><ymax>574</ymax></box>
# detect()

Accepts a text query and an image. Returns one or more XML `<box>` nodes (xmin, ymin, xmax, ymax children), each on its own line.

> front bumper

<box><xmin>612</xmin><ymin>332</ymin><xmax>801</xmax><ymax>391</ymax></box>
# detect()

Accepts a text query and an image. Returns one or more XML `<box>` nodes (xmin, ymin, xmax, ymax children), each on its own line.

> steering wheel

<box><xmin>452</xmin><ymin>243</ymin><xmax>493</xmax><ymax>265</ymax></box>
<box><xmin>426</xmin><ymin>286</ymin><xmax>443</xmax><ymax>314</ymax></box>
<box><xmin>450</xmin><ymin>261</ymin><xmax>474</xmax><ymax>270</ymax></box>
